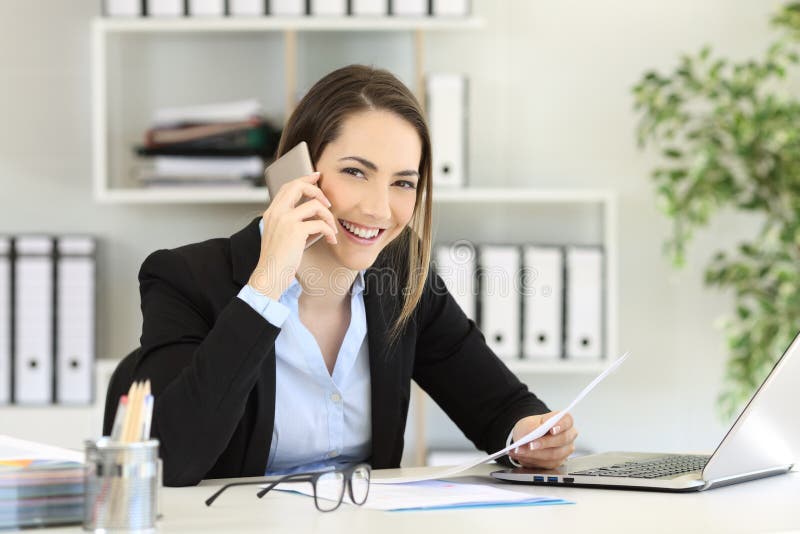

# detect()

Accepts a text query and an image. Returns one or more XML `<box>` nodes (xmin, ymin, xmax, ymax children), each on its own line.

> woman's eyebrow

<box><xmin>339</xmin><ymin>156</ymin><xmax>420</xmax><ymax>179</ymax></box>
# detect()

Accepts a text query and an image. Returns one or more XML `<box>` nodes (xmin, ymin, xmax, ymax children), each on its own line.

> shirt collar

<box><xmin>258</xmin><ymin>218</ymin><xmax>366</xmax><ymax>299</ymax></box>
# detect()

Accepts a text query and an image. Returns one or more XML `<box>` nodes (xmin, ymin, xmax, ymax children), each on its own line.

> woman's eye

<box><xmin>342</xmin><ymin>167</ymin><xmax>365</xmax><ymax>178</ymax></box>
<box><xmin>395</xmin><ymin>180</ymin><xmax>417</xmax><ymax>190</ymax></box>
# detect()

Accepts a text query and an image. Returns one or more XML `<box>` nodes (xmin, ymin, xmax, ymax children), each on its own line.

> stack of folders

<box><xmin>433</xmin><ymin>243</ymin><xmax>604</xmax><ymax>362</ymax></box>
<box><xmin>0</xmin><ymin>459</ymin><xmax>85</xmax><ymax>529</ymax></box>
<box><xmin>0</xmin><ymin>235</ymin><xmax>96</xmax><ymax>405</ymax></box>
<box><xmin>0</xmin><ymin>436</ymin><xmax>86</xmax><ymax>530</ymax></box>
<box><xmin>134</xmin><ymin>99</ymin><xmax>281</xmax><ymax>189</ymax></box>
<box><xmin>104</xmin><ymin>0</ymin><xmax>471</xmax><ymax>17</ymax></box>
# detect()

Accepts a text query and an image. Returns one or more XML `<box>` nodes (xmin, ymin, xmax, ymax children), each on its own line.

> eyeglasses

<box><xmin>204</xmin><ymin>463</ymin><xmax>371</xmax><ymax>512</ymax></box>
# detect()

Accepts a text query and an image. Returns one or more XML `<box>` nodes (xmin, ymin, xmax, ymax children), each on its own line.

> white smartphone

<box><xmin>264</xmin><ymin>141</ymin><xmax>325</xmax><ymax>249</ymax></box>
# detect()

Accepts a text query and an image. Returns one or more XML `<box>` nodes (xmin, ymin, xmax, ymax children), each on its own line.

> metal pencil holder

<box><xmin>83</xmin><ymin>438</ymin><xmax>160</xmax><ymax>533</ymax></box>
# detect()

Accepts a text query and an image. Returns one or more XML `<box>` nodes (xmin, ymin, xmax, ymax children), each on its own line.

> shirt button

<box><xmin>330</xmin><ymin>393</ymin><xmax>342</xmax><ymax>403</ymax></box>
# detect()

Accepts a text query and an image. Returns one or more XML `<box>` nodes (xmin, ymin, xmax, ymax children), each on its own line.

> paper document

<box><xmin>374</xmin><ymin>352</ymin><xmax>630</xmax><ymax>484</ymax></box>
<box><xmin>277</xmin><ymin>479</ymin><xmax>571</xmax><ymax>511</ymax></box>
<box><xmin>0</xmin><ymin>435</ymin><xmax>84</xmax><ymax>464</ymax></box>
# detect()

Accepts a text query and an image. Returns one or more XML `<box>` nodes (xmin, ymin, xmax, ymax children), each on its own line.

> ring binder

<box><xmin>426</xmin><ymin>73</ymin><xmax>468</xmax><ymax>188</ymax></box>
<box><xmin>55</xmin><ymin>237</ymin><xmax>96</xmax><ymax>405</ymax></box>
<box><xmin>565</xmin><ymin>246</ymin><xmax>604</xmax><ymax>360</ymax></box>
<box><xmin>434</xmin><ymin>242</ymin><xmax>477</xmax><ymax>321</ymax></box>
<box><xmin>13</xmin><ymin>236</ymin><xmax>55</xmax><ymax>405</ymax></box>
<box><xmin>0</xmin><ymin>237</ymin><xmax>11</xmax><ymax>404</ymax></box>
<box><xmin>522</xmin><ymin>246</ymin><xmax>564</xmax><ymax>360</ymax></box>
<box><xmin>478</xmin><ymin>245</ymin><xmax>521</xmax><ymax>360</ymax></box>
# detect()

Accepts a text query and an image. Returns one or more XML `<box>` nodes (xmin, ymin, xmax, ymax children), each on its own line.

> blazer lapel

<box><xmin>364</xmin><ymin>263</ymin><xmax>405</xmax><ymax>469</ymax></box>
<box><xmin>230</xmin><ymin>217</ymin><xmax>262</xmax><ymax>287</ymax></box>
<box><xmin>228</xmin><ymin>217</ymin><xmax>277</xmax><ymax>476</ymax></box>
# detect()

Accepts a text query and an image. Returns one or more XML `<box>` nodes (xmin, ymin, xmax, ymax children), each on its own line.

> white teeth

<box><xmin>341</xmin><ymin>220</ymin><xmax>380</xmax><ymax>239</ymax></box>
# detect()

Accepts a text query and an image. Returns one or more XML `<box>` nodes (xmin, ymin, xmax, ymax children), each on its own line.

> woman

<box><xmin>135</xmin><ymin>65</ymin><xmax>578</xmax><ymax>487</ymax></box>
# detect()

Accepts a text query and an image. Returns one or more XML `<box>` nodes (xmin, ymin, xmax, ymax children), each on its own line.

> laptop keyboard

<box><xmin>569</xmin><ymin>454</ymin><xmax>710</xmax><ymax>479</ymax></box>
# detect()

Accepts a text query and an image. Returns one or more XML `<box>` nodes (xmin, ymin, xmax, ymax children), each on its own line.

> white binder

<box><xmin>432</xmin><ymin>0</ymin><xmax>469</xmax><ymax>16</ymax></box>
<box><xmin>310</xmin><ymin>0</ymin><xmax>347</xmax><ymax>15</ymax></box>
<box><xmin>0</xmin><ymin>238</ymin><xmax>10</xmax><ymax>404</ymax></box>
<box><xmin>434</xmin><ymin>243</ymin><xmax>476</xmax><ymax>321</ymax></box>
<box><xmin>147</xmin><ymin>0</ymin><xmax>184</xmax><ymax>16</ymax></box>
<box><xmin>270</xmin><ymin>0</ymin><xmax>305</xmax><ymax>15</ymax></box>
<box><xmin>565</xmin><ymin>247</ymin><xmax>604</xmax><ymax>359</ymax></box>
<box><xmin>392</xmin><ymin>0</ymin><xmax>428</xmax><ymax>16</ymax></box>
<box><xmin>55</xmin><ymin>237</ymin><xmax>96</xmax><ymax>405</ymax></box>
<box><xmin>229</xmin><ymin>0</ymin><xmax>265</xmax><ymax>15</ymax></box>
<box><xmin>188</xmin><ymin>0</ymin><xmax>225</xmax><ymax>16</ymax></box>
<box><xmin>478</xmin><ymin>245</ymin><xmax>521</xmax><ymax>360</ymax></box>
<box><xmin>13</xmin><ymin>236</ymin><xmax>54</xmax><ymax>405</ymax></box>
<box><xmin>104</xmin><ymin>0</ymin><xmax>143</xmax><ymax>16</ymax></box>
<box><xmin>426</xmin><ymin>73</ymin><xmax>467</xmax><ymax>188</ymax></box>
<box><xmin>352</xmin><ymin>0</ymin><xmax>387</xmax><ymax>15</ymax></box>
<box><xmin>522</xmin><ymin>246</ymin><xmax>563</xmax><ymax>360</ymax></box>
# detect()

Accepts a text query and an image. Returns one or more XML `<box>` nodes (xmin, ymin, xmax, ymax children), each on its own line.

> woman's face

<box><xmin>314</xmin><ymin>109</ymin><xmax>422</xmax><ymax>272</ymax></box>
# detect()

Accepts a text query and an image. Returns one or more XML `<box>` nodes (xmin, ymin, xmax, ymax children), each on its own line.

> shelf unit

<box><xmin>90</xmin><ymin>16</ymin><xmax>484</xmax><ymax>202</ymax></box>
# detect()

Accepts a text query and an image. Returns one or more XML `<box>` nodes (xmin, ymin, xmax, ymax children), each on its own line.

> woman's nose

<box><xmin>361</xmin><ymin>186</ymin><xmax>392</xmax><ymax>222</ymax></box>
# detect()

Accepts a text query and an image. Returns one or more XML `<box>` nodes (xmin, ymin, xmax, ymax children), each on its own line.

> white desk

<box><xmin>50</xmin><ymin>464</ymin><xmax>799</xmax><ymax>534</ymax></box>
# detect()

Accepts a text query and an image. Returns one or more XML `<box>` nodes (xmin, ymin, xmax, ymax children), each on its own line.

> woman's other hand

<box><xmin>508</xmin><ymin>412</ymin><xmax>578</xmax><ymax>469</ymax></box>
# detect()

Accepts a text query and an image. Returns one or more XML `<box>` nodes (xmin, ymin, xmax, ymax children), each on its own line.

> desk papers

<box><xmin>277</xmin><ymin>479</ymin><xmax>571</xmax><ymax>511</ymax></box>
<box><xmin>374</xmin><ymin>351</ymin><xmax>630</xmax><ymax>484</ymax></box>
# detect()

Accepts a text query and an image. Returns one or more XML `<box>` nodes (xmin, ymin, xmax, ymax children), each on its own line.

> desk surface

<box><xmin>49</xmin><ymin>464</ymin><xmax>799</xmax><ymax>534</ymax></box>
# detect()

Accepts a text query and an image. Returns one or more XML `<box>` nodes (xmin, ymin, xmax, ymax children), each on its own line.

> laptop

<box><xmin>491</xmin><ymin>330</ymin><xmax>800</xmax><ymax>492</ymax></box>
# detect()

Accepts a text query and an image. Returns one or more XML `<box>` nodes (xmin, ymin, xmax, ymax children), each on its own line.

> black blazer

<box><xmin>133</xmin><ymin>217</ymin><xmax>548</xmax><ymax>486</ymax></box>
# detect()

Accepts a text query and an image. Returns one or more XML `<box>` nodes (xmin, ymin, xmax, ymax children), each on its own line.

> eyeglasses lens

<box><xmin>350</xmin><ymin>466</ymin><xmax>370</xmax><ymax>504</ymax></box>
<box><xmin>314</xmin><ymin>471</ymin><xmax>345</xmax><ymax>512</ymax></box>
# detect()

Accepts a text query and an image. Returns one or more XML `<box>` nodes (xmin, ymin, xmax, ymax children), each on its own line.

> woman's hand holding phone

<box><xmin>247</xmin><ymin>172</ymin><xmax>338</xmax><ymax>300</ymax></box>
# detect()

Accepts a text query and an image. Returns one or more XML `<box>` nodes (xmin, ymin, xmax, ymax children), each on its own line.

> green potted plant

<box><xmin>632</xmin><ymin>3</ymin><xmax>800</xmax><ymax>419</ymax></box>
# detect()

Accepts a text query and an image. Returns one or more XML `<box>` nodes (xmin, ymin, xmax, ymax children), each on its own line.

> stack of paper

<box><xmin>0</xmin><ymin>436</ymin><xmax>84</xmax><ymax>529</ymax></box>
<box><xmin>135</xmin><ymin>99</ymin><xmax>281</xmax><ymax>188</ymax></box>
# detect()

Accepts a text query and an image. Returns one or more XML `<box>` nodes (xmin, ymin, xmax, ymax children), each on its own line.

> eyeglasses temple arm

<box><xmin>256</xmin><ymin>474</ymin><xmax>313</xmax><ymax>498</ymax></box>
<box><xmin>256</xmin><ymin>480</ymin><xmax>281</xmax><ymax>498</ymax></box>
<box><xmin>205</xmin><ymin>480</ymin><xmax>275</xmax><ymax>506</ymax></box>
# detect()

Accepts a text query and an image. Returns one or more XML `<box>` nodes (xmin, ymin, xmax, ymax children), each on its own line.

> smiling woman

<box><xmin>120</xmin><ymin>65</ymin><xmax>577</xmax><ymax>487</ymax></box>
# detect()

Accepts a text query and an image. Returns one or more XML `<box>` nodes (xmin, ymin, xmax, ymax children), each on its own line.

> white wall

<box><xmin>0</xmin><ymin>0</ymin><xmax>784</xmax><ymax>456</ymax></box>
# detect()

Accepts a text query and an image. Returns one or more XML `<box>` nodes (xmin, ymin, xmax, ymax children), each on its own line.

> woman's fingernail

<box><xmin>551</xmin><ymin>426</ymin><xmax>561</xmax><ymax>435</ymax></box>
<box><xmin>529</xmin><ymin>441</ymin><xmax>541</xmax><ymax>450</ymax></box>
<box><xmin>514</xmin><ymin>447</ymin><xmax>519</xmax><ymax>454</ymax></box>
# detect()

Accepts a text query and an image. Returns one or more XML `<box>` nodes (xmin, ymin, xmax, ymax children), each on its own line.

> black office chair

<box><xmin>102</xmin><ymin>348</ymin><xmax>141</xmax><ymax>436</ymax></box>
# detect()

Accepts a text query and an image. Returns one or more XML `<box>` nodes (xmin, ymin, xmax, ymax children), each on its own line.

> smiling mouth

<box><xmin>338</xmin><ymin>219</ymin><xmax>387</xmax><ymax>241</ymax></box>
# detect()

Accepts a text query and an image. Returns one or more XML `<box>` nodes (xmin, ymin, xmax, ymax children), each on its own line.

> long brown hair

<box><xmin>277</xmin><ymin>65</ymin><xmax>433</xmax><ymax>347</ymax></box>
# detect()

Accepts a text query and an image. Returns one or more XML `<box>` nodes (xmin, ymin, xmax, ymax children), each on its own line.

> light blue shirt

<box><xmin>236</xmin><ymin>220</ymin><xmax>372</xmax><ymax>475</ymax></box>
